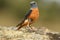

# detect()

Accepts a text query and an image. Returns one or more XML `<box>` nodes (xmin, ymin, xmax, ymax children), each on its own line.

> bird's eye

<box><xmin>30</xmin><ymin>2</ymin><xmax>36</xmax><ymax>5</ymax></box>
<box><xmin>33</xmin><ymin>3</ymin><xmax>35</xmax><ymax>4</ymax></box>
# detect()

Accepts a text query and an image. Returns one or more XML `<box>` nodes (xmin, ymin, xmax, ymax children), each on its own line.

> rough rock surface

<box><xmin>0</xmin><ymin>26</ymin><xmax>60</xmax><ymax>40</ymax></box>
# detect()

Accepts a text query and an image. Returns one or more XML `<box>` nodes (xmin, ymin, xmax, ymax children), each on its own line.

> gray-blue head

<box><xmin>30</xmin><ymin>1</ymin><xmax>38</xmax><ymax>8</ymax></box>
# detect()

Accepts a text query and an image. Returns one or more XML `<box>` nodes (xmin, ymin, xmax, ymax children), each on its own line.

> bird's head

<box><xmin>30</xmin><ymin>1</ymin><xmax>38</xmax><ymax>8</ymax></box>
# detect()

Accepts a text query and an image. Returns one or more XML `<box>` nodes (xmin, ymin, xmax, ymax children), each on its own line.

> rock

<box><xmin>0</xmin><ymin>26</ymin><xmax>60</xmax><ymax>40</ymax></box>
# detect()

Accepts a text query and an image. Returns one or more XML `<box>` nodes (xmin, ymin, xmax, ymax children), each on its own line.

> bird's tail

<box><xmin>16</xmin><ymin>19</ymin><xmax>29</xmax><ymax>30</ymax></box>
<box><xmin>16</xmin><ymin>19</ymin><xmax>25</xmax><ymax>30</ymax></box>
<box><xmin>16</xmin><ymin>22</ymin><xmax>23</xmax><ymax>30</ymax></box>
<box><xmin>16</xmin><ymin>19</ymin><xmax>25</xmax><ymax>27</ymax></box>
<box><xmin>16</xmin><ymin>25</ymin><xmax>23</xmax><ymax>30</ymax></box>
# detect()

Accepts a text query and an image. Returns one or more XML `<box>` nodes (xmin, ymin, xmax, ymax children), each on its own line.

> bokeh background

<box><xmin>0</xmin><ymin>0</ymin><xmax>60</xmax><ymax>32</ymax></box>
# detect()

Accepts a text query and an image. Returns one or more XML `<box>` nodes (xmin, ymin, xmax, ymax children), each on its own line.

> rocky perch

<box><xmin>0</xmin><ymin>26</ymin><xmax>60</xmax><ymax>40</ymax></box>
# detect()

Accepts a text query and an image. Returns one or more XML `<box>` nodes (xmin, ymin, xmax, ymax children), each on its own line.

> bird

<box><xmin>16</xmin><ymin>1</ymin><xmax>39</xmax><ymax>30</ymax></box>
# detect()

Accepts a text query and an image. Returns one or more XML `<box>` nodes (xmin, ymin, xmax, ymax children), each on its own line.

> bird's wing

<box><xmin>16</xmin><ymin>9</ymin><xmax>32</xmax><ymax>27</ymax></box>
<box><xmin>24</xmin><ymin>9</ymin><xmax>32</xmax><ymax>19</ymax></box>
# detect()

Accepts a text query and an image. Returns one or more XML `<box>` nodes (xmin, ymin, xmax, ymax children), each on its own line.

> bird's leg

<box><xmin>29</xmin><ymin>25</ymin><xmax>33</xmax><ymax>30</ymax></box>
<box><xmin>26</xmin><ymin>18</ymin><xmax>35</xmax><ymax>31</ymax></box>
<box><xmin>26</xmin><ymin>22</ymin><xmax>32</xmax><ymax>30</ymax></box>
<box><xmin>27</xmin><ymin>19</ymin><xmax>33</xmax><ymax>30</ymax></box>
<box><xmin>27</xmin><ymin>24</ymin><xmax>37</xmax><ymax>32</ymax></box>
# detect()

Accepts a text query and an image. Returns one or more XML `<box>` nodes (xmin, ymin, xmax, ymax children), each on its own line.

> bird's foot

<box><xmin>26</xmin><ymin>27</ymin><xmax>37</xmax><ymax>32</ymax></box>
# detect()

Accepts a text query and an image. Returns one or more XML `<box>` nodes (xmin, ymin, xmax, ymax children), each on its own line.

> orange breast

<box><xmin>28</xmin><ymin>8</ymin><xmax>39</xmax><ymax>21</ymax></box>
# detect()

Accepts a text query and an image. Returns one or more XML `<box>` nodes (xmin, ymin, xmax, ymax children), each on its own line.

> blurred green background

<box><xmin>0</xmin><ymin>0</ymin><xmax>60</xmax><ymax>32</ymax></box>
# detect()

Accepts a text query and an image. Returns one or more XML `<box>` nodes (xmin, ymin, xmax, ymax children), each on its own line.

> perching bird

<box><xmin>16</xmin><ymin>1</ymin><xmax>39</xmax><ymax>30</ymax></box>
